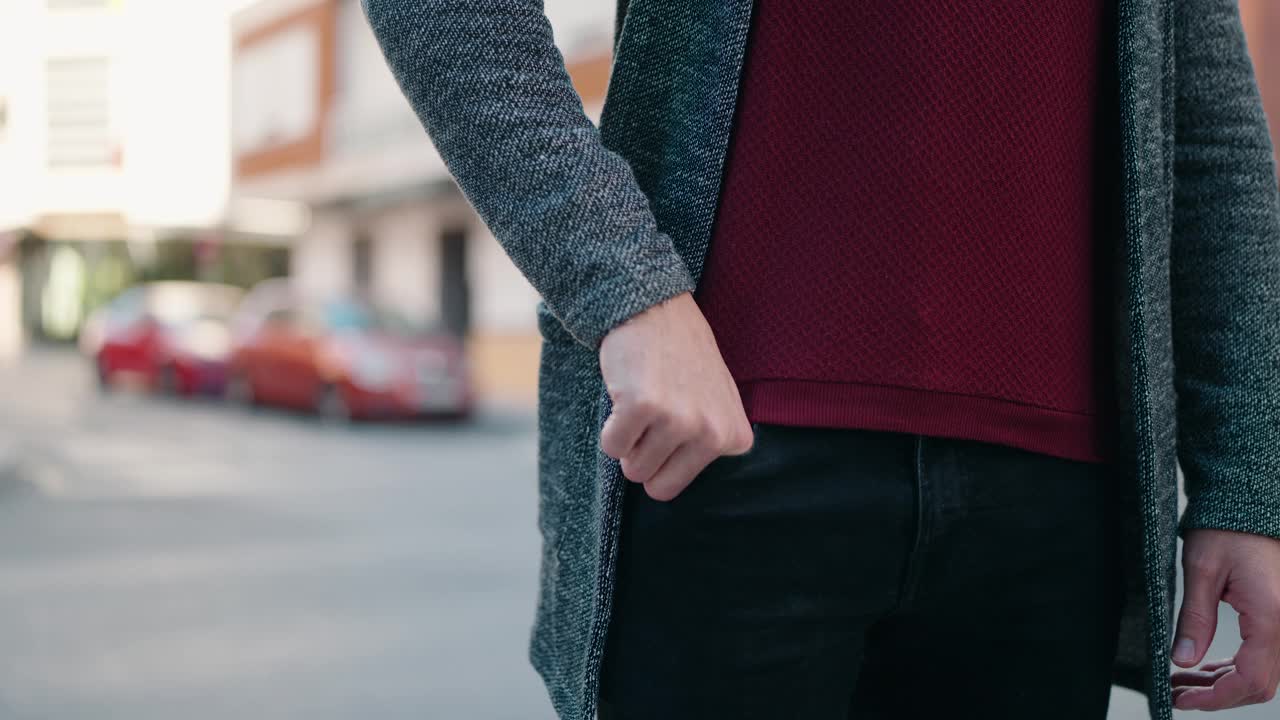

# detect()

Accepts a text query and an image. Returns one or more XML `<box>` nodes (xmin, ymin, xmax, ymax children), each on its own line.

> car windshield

<box><xmin>145</xmin><ymin>284</ymin><xmax>243</xmax><ymax>328</ymax></box>
<box><xmin>322</xmin><ymin>300</ymin><xmax>419</xmax><ymax>337</ymax></box>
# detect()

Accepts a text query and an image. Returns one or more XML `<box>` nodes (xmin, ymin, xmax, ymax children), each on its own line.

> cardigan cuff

<box><xmin>555</xmin><ymin>242</ymin><xmax>697</xmax><ymax>352</ymax></box>
<box><xmin>1178</xmin><ymin>493</ymin><xmax>1280</xmax><ymax>541</ymax></box>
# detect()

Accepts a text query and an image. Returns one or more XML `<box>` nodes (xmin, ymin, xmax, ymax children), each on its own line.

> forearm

<box><xmin>360</xmin><ymin>0</ymin><xmax>695</xmax><ymax>350</ymax></box>
<box><xmin>1171</xmin><ymin>0</ymin><xmax>1280</xmax><ymax>539</ymax></box>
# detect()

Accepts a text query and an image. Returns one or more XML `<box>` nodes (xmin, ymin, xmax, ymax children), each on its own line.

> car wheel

<box><xmin>315</xmin><ymin>383</ymin><xmax>351</xmax><ymax>426</ymax></box>
<box><xmin>155</xmin><ymin>364</ymin><xmax>181</xmax><ymax>397</ymax></box>
<box><xmin>438</xmin><ymin>406</ymin><xmax>473</xmax><ymax>423</ymax></box>
<box><xmin>225</xmin><ymin>371</ymin><xmax>257</xmax><ymax>409</ymax></box>
<box><xmin>95</xmin><ymin>357</ymin><xmax>112</xmax><ymax>392</ymax></box>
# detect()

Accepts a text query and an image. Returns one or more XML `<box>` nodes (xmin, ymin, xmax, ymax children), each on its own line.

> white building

<box><xmin>0</xmin><ymin>0</ymin><xmax>237</xmax><ymax>234</ymax></box>
<box><xmin>0</xmin><ymin>0</ymin><xmax>244</xmax><ymax>348</ymax></box>
<box><xmin>230</xmin><ymin>0</ymin><xmax>615</xmax><ymax>404</ymax></box>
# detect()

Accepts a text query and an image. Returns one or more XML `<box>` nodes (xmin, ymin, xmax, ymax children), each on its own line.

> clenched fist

<box><xmin>598</xmin><ymin>292</ymin><xmax>754</xmax><ymax>502</ymax></box>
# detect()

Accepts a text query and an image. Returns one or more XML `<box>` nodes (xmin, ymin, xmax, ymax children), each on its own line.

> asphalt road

<box><xmin>0</xmin><ymin>347</ymin><xmax>552</xmax><ymax>719</ymax></box>
<box><xmin>0</xmin><ymin>347</ymin><xmax>1269</xmax><ymax>719</ymax></box>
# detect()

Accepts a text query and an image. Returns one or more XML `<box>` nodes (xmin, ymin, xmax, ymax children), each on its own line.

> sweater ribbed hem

<box><xmin>738</xmin><ymin>378</ymin><xmax>1114</xmax><ymax>464</ymax></box>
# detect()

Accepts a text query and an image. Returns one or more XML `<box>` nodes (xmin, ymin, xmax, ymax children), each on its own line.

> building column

<box><xmin>367</xmin><ymin>201</ymin><xmax>438</xmax><ymax>327</ymax></box>
<box><xmin>290</xmin><ymin>209</ymin><xmax>354</xmax><ymax>300</ymax></box>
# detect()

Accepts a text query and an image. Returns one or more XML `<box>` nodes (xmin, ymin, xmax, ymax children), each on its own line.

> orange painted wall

<box><xmin>233</xmin><ymin>1</ymin><xmax>338</xmax><ymax>180</ymax></box>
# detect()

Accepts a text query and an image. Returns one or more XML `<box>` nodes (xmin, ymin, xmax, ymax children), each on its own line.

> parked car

<box><xmin>226</xmin><ymin>286</ymin><xmax>473</xmax><ymax>422</ymax></box>
<box><xmin>83</xmin><ymin>281</ymin><xmax>245</xmax><ymax>396</ymax></box>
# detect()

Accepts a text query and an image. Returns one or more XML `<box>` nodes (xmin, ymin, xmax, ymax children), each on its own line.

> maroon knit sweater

<box><xmin>694</xmin><ymin>1</ymin><xmax>1119</xmax><ymax>463</ymax></box>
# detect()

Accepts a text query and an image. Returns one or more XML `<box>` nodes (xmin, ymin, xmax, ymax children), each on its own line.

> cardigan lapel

<box><xmin>1112</xmin><ymin>0</ymin><xmax>1181</xmax><ymax>707</ymax></box>
<box><xmin>602</xmin><ymin>0</ymin><xmax>756</xmax><ymax>285</ymax></box>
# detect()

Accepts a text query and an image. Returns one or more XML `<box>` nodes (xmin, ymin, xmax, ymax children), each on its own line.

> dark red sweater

<box><xmin>694</xmin><ymin>1</ymin><xmax>1119</xmax><ymax>463</ymax></box>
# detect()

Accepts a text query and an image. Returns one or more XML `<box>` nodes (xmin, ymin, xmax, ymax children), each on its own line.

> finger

<box><xmin>599</xmin><ymin>403</ymin><xmax>654</xmax><ymax>460</ymax></box>
<box><xmin>1223</xmin><ymin>599</ymin><xmax>1280</xmax><ymax>706</ymax></box>
<box><xmin>1173</xmin><ymin>554</ymin><xmax>1226</xmax><ymax>667</ymax></box>
<box><xmin>1173</xmin><ymin>668</ymin><xmax>1258</xmax><ymax>711</ymax></box>
<box><xmin>1199</xmin><ymin>657</ymin><xmax>1237</xmax><ymax>673</ymax></box>
<box><xmin>643</xmin><ymin>442</ymin><xmax>719</xmax><ymax>502</ymax></box>
<box><xmin>1171</xmin><ymin>686</ymin><xmax>1195</xmax><ymax>706</ymax></box>
<box><xmin>1171</xmin><ymin>665</ymin><xmax>1234</xmax><ymax>688</ymax></box>
<box><xmin>619</xmin><ymin>419</ymin><xmax>683</xmax><ymax>485</ymax></box>
<box><xmin>721</xmin><ymin>419</ymin><xmax>755</xmax><ymax>456</ymax></box>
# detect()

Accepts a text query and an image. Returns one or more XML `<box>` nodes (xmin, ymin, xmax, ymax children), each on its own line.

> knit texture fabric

<box><xmin>695</xmin><ymin>0</ymin><xmax>1118</xmax><ymax>463</ymax></box>
<box><xmin>360</xmin><ymin>0</ymin><xmax>1280</xmax><ymax>718</ymax></box>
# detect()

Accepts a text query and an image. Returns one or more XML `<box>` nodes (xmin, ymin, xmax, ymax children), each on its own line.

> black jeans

<box><xmin>597</xmin><ymin>423</ymin><xmax>1126</xmax><ymax>720</ymax></box>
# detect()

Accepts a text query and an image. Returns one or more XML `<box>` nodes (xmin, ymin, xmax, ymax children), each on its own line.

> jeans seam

<box><xmin>894</xmin><ymin>433</ymin><xmax>928</xmax><ymax>612</ymax></box>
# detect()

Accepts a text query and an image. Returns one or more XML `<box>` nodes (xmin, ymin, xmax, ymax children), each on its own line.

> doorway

<box><xmin>439</xmin><ymin>226</ymin><xmax>471</xmax><ymax>338</ymax></box>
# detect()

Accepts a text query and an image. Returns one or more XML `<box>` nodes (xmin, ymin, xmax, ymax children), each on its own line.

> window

<box><xmin>46</xmin><ymin>57</ymin><xmax>112</xmax><ymax>168</ymax></box>
<box><xmin>232</xmin><ymin>27</ymin><xmax>319</xmax><ymax>156</ymax></box>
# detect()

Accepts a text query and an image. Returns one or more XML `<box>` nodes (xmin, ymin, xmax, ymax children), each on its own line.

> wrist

<box><xmin>602</xmin><ymin>291</ymin><xmax>696</xmax><ymax>345</ymax></box>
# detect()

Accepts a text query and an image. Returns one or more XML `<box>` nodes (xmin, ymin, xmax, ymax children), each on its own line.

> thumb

<box><xmin>1173</xmin><ymin>557</ymin><xmax>1224</xmax><ymax>668</ymax></box>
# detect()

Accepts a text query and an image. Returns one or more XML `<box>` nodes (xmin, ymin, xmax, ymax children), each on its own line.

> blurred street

<box><xmin>0</xmin><ymin>347</ymin><xmax>1269</xmax><ymax>719</ymax></box>
<box><xmin>0</xmin><ymin>347</ymin><xmax>554</xmax><ymax>719</ymax></box>
<box><xmin>3</xmin><ymin>0</ymin><xmax>1279</xmax><ymax>716</ymax></box>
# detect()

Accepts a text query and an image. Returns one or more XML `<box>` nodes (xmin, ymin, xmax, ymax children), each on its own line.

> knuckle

<box><xmin>667</xmin><ymin>410</ymin><xmax>699</xmax><ymax>439</ymax></box>
<box><xmin>1179</xmin><ymin>607</ymin><xmax>1215</xmax><ymax>627</ymax></box>
<box><xmin>685</xmin><ymin>412</ymin><xmax>713</xmax><ymax>439</ymax></box>
<box><xmin>645</xmin><ymin>482</ymin><xmax>678</xmax><ymax>503</ymax></box>
<box><xmin>719</xmin><ymin>432</ymin><xmax>747</xmax><ymax>455</ymax></box>
<box><xmin>1184</xmin><ymin>554</ymin><xmax>1220</xmax><ymax>578</ymax></box>
<box><xmin>624</xmin><ymin>392</ymin><xmax>661</xmax><ymax>419</ymax></box>
<box><xmin>619</xmin><ymin>457</ymin><xmax>649</xmax><ymax>484</ymax></box>
<box><xmin>606</xmin><ymin>386</ymin><xmax>635</xmax><ymax>408</ymax></box>
<box><xmin>702</xmin><ymin>422</ymin><xmax>730</xmax><ymax>450</ymax></box>
<box><xmin>599</xmin><ymin>433</ymin><xmax>622</xmax><ymax>459</ymax></box>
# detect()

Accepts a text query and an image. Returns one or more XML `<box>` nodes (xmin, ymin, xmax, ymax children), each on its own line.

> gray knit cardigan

<box><xmin>360</xmin><ymin>1</ymin><xmax>1280</xmax><ymax>718</ymax></box>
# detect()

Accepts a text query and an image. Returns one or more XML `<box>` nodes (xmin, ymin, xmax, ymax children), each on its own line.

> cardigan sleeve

<box><xmin>359</xmin><ymin>0</ymin><xmax>696</xmax><ymax>351</ymax></box>
<box><xmin>1171</xmin><ymin>0</ymin><xmax>1280</xmax><ymax>540</ymax></box>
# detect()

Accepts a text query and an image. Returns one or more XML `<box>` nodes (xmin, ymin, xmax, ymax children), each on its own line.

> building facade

<box><xmin>0</xmin><ymin>0</ymin><xmax>250</xmax><ymax>350</ymax></box>
<box><xmin>230</xmin><ymin>0</ymin><xmax>615</xmax><ymax>406</ymax></box>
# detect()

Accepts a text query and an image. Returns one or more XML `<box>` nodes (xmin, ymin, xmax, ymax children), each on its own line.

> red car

<box><xmin>83</xmin><ymin>281</ymin><xmax>245</xmax><ymax>396</ymax></box>
<box><xmin>226</xmin><ymin>287</ymin><xmax>473</xmax><ymax>422</ymax></box>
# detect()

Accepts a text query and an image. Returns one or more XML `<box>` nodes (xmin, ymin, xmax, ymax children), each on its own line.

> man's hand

<box><xmin>598</xmin><ymin>292</ymin><xmax>753</xmax><ymax>502</ymax></box>
<box><xmin>1171</xmin><ymin>528</ymin><xmax>1280</xmax><ymax>711</ymax></box>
